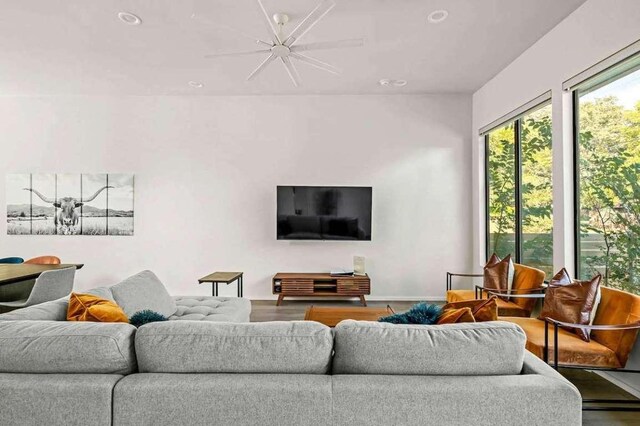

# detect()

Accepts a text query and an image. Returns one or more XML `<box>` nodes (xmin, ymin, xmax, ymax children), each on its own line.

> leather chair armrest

<box><xmin>542</xmin><ymin>318</ymin><xmax>640</xmax><ymax>369</ymax></box>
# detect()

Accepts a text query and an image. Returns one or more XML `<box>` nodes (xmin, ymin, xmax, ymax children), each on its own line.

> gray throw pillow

<box><xmin>110</xmin><ymin>270</ymin><xmax>177</xmax><ymax>317</ymax></box>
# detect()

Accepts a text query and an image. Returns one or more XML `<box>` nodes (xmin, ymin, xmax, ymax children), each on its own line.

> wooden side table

<box><xmin>198</xmin><ymin>272</ymin><xmax>243</xmax><ymax>297</ymax></box>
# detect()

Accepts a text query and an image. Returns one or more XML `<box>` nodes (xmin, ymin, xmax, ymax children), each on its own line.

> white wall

<box><xmin>472</xmin><ymin>0</ymin><xmax>640</xmax><ymax>395</ymax></box>
<box><xmin>0</xmin><ymin>94</ymin><xmax>472</xmax><ymax>301</ymax></box>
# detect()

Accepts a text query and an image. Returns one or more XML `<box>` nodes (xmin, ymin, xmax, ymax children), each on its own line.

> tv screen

<box><xmin>277</xmin><ymin>186</ymin><xmax>372</xmax><ymax>241</ymax></box>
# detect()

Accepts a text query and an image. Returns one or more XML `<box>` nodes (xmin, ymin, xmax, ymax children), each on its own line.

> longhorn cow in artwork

<box><xmin>23</xmin><ymin>186</ymin><xmax>113</xmax><ymax>235</ymax></box>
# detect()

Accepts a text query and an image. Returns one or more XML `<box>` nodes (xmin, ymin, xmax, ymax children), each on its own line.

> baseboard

<box><xmin>595</xmin><ymin>371</ymin><xmax>640</xmax><ymax>399</ymax></box>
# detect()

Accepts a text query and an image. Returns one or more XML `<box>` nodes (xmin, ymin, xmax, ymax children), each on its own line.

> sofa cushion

<box><xmin>442</xmin><ymin>297</ymin><xmax>498</xmax><ymax>322</ymax></box>
<box><xmin>0</xmin><ymin>286</ymin><xmax>115</xmax><ymax>321</ymax></box>
<box><xmin>135</xmin><ymin>321</ymin><xmax>333</xmax><ymax>374</ymax></box>
<box><xmin>67</xmin><ymin>293</ymin><xmax>129</xmax><ymax>323</ymax></box>
<box><xmin>446</xmin><ymin>290</ymin><xmax>530</xmax><ymax>317</ymax></box>
<box><xmin>0</xmin><ymin>373</ymin><xmax>122</xmax><ymax>426</ymax></box>
<box><xmin>114</xmin><ymin>374</ymin><xmax>333</xmax><ymax>426</ymax></box>
<box><xmin>539</xmin><ymin>273</ymin><xmax>601</xmax><ymax>342</ymax></box>
<box><xmin>110</xmin><ymin>270</ymin><xmax>177</xmax><ymax>318</ymax></box>
<box><xmin>333</xmin><ymin>320</ymin><xmax>526</xmax><ymax>375</ymax></box>
<box><xmin>484</xmin><ymin>253</ymin><xmax>514</xmax><ymax>293</ymax></box>
<box><xmin>170</xmin><ymin>296</ymin><xmax>251</xmax><ymax>322</ymax></box>
<box><xmin>0</xmin><ymin>320</ymin><xmax>137</xmax><ymax>374</ymax></box>
<box><xmin>505</xmin><ymin>316</ymin><xmax>621</xmax><ymax>368</ymax></box>
<box><xmin>437</xmin><ymin>307</ymin><xmax>475</xmax><ymax>324</ymax></box>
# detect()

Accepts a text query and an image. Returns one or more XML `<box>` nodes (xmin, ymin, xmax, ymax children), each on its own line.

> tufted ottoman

<box><xmin>169</xmin><ymin>297</ymin><xmax>251</xmax><ymax>322</ymax></box>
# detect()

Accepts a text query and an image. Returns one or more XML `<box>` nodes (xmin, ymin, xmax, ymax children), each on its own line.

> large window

<box><xmin>486</xmin><ymin>102</ymin><xmax>553</xmax><ymax>276</ymax></box>
<box><xmin>574</xmin><ymin>55</ymin><xmax>640</xmax><ymax>295</ymax></box>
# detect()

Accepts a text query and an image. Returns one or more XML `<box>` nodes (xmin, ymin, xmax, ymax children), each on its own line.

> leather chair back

<box><xmin>592</xmin><ymin>286</ymin><xmax>640</xmax><ymax>367</ymax></box>
<box><xmin>512</xmin><ymin>264</ymin><xmax>546</xmax><ymax>315</ymax></box>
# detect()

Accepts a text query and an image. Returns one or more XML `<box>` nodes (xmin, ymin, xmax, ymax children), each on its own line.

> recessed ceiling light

<box><xmin>188</xmin><ymin>81</ymin><xmax>204</xmax><ymax>88</ymax></box>
<box><xmin>118</xmin><ymin>12</ymin><xmax>142</xmax><ymax>26</ymax></box>
<box><xmin>379</xmin><ymin>79</ymin><xmax>407</xmax><ymax>87</ymax></box>
<box><xmin>427</xmin><ymin>10</ymin><xmax>448</xmax><ymax>24</ymax></box>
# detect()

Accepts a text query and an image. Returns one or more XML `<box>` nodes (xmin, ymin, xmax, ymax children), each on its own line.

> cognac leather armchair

<box><xmin>446</xmin><ymin>264</ymin><xmax>546</xmax><ymax>317</ymax></box>
<box><xmin>496</xmin><ymin>286</ymin><xmax>640</xmax><ymax>411</ymax></box>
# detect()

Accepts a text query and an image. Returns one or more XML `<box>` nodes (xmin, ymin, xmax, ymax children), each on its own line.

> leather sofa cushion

<box><xmin>111</xmin><ymin>270</ymin><xmax>177</xmax><ymax>318</ymax></box>
<box><xmin>446</xmin><ymin>290</ymin><xmax>529</xmax><ymax>317</ymax></box>
<box><xmin>437</xmin><ymin>307</ymin><xmax>475</xmax><ymax>324</ymax></box>
<box><xmin>0</xmin><ymin>320</ymin><xmax>137</xmax><ymax>374</ymax></box>
<box><xmin>539</xmin><ymin>273</ymin><xmax>601</xmax><ymax>342</ymax></box>
<box><xmin>484</xmin><ymin>254</ymin><xmax>513</xmax><ymax>292</ymax></box>
<box><xmin>135</xmin><ymin>321</ymin><xmax>333</xmax><ymax>374</ymax></box>
<box><xmin>505</xmin><ymin>316</ymin><xmax>620</xmax><ymax>368</ymax></box>
<box><xmin>441</xmin><ymin>297</ymin><xmax>498</xmax><ymax>322</ymax></box>
<box><xmin>332</xmin><ymin>320</ymin><xmax>526</xmax><ymax>375</ymax></box>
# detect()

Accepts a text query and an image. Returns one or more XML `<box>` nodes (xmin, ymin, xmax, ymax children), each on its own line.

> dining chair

<box><xmin>0</xmin><ymin>257</ymin><xmax>24</xmax><ymax>264</ymax></box>
<box><xmin>0</xmin><ymin>267</ymin><xmax>75</xmax><ymax>312</ymax></box>
<box><xmin>24</xmin><ymin>256</ymin><xmax>61</xmax><ymax>265</ymax></box>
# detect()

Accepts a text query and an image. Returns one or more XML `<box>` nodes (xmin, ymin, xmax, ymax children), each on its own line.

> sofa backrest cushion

<box><xmin>0</xmin><ymin>286</ymin><xmax>115</xmax><ymax>321</ymax></box>
<box><xmin>135</xmin><ymin>321</ymin><xmax>333</xmax><ymax>374</ymax></box>
<box><xmin>333</xmin><ymin>320</ymin><xmax>526</xmax><ymax>375</ymax></box>
<box><xmin>110</xmin><ymin>270</ymin><xmax>177</xmax><ymax>318</ymax></box>
<box><xmin>0</xmin><ymin>320</ymin><xmax>137</xmax><ymax>374</ymax></box>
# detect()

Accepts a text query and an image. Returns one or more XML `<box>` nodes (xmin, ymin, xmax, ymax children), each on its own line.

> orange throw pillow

<box><xmin>67</xmin><ymin>293</ymin><xmax>129</xmax><ymax>323</ymax></box>
<box><xmin>437</xmin><ymin>307</ymin><xmax>476</xmax><ymax>324</ymax></box>
<box><xmin>441</xmin><ymin>297</ymin><xmax>498</xmax><ymax>322</ymax></box>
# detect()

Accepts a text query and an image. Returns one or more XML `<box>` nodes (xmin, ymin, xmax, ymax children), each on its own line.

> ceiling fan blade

<box><xmin>290</xmin><ymin>52</ymin><xmax>340</xmax><ymax>75</ymax></box>
<box><xmin>283</xmin><ymin>0</ymin><xmax>336</xmax><ymax>47</ymax></box>
<box><xmin>290</xmin><ymin>38</ymin><xmax>364</xmax><ymax>52</ymax></box>
<box><xmin>191</xmin><ymin>13</ymin><xmax>272</xmax><ymax>47</ymax></box>
<box><xmin>256</xmin><ymin>0</ymin><xmax>282</xmax><ymax>45</ymax></box>
<box><xmin>204</xmin><ymin>49</ymin><xmax>271</xmax><ymax>59</ymax></box>
<box><xmin>247</xmin><ymin>53</ymin><xmax>277</xmax><ymax>81</ymax></box>
<box><xmin>281</xmin><ymin>57</ymin><xmax>300</xmax><ymax>87</ymax></box>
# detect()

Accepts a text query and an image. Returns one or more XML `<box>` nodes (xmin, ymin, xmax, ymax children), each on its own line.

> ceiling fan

<box><xmin>201</xmin><ymin>0</ymin><xmax>364</xmax><ymax>87</ymax></box>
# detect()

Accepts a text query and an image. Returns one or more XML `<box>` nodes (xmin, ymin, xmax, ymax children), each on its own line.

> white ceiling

<box><xmin>0</xmin><ymin>0</ymin><xmax>586</xmax><ymax>95</ymax></box>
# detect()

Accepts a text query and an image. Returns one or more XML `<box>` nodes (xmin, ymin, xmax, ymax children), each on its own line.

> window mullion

<box><xmin>515</xmin><ymin>119</ymin><xmax>523</xmax><ymax>264</ymax></box>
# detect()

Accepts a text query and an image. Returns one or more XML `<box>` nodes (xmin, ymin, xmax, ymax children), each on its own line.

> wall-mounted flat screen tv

<box><xmin>277</xmin><ymin>186</ymin><xmax>372</xmax><ymax>241</ymax></box>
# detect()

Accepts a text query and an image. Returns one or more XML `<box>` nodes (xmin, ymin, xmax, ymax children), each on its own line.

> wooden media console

<box><xmin>272</xmin><ymin>272</ymin><xmax>370</xmax><ymax>306</ymax></box>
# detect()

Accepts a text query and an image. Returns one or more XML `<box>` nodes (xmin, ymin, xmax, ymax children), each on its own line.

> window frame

<box><xmin>484</xmin><ymin>99</ymin><xmax>552</xmax><ymax>264</ymax></box>
<box><xmin>571</xmin><ymin>53</ymin><xmax>640</xmax><ymax>279</ymax></box>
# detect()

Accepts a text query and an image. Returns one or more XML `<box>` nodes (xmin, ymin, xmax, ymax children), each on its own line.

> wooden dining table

<box><xmin>0</xmin><ymin>264</ymin><xmax>84</xmax><ymax>286</ymax></box>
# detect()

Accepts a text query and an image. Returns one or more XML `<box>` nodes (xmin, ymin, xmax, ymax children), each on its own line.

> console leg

<box><xmin>276</xmin><ymin>294</ymin><xmax>284</xmax><ymax>306</ymax></box>
<box><xmin>359</xmin><ymin>295</ymin><xmax>367</xmax><ymax>306</ymax></box>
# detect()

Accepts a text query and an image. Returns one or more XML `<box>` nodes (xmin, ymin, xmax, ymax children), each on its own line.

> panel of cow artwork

<box><xmin>6</xmin><ymin>173</ymin><xmax>134</xmax><ymax>236</ymax></box>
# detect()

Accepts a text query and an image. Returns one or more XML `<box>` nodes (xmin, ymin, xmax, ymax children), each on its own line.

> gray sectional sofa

<box><xmin>0</xmin><ymin>270</ymin><xmax>251</xmax><ymax>323</ymax></box>
<box><xmin>0</xmin><ymin>271</ymin><xmax>581</xmax><ymax>425</ymax></box>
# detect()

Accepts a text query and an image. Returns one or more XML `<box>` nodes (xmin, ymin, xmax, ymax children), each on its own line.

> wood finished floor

<box><xmin>250</xmin><ymin>299</ymin><xmax>640</xmax><ymax>425</ymax></box>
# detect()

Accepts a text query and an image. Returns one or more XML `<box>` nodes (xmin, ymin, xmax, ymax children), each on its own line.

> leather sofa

<box><xmin>0</xmin><ymin>319</ymin><xmax>581</xmax><ymax>425</ymax></box>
